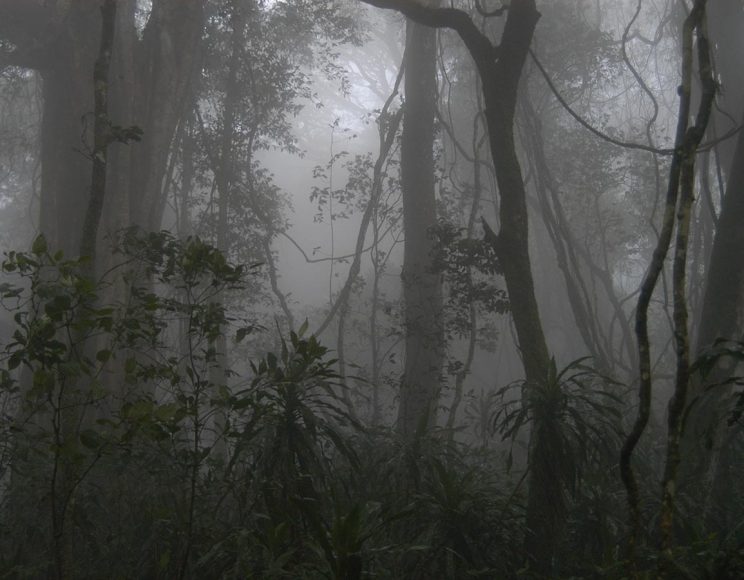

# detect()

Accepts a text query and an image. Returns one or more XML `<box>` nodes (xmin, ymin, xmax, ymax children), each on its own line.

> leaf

<box><xmin>298</xmin><ymin>318</ymin><xmax>309</xmax><ymax>337</ymax></box>
<box><xmin>236</xmin><ymin>326</ymin><xmax>252</xmax><ymax>343</ymax></box>
<box><xmin>267</xmin><ymin>351</ymin><xmax>278</xmax><ymax>370</ymax></box>
<box><xmin>96</xmin><ymin>349</ymin><xmax>112</xmax><ymax>363</ymax></box>
<box><xmin>31</xmin><ymin>235</ymin><xmax>48</xmax><ymax>256</ymax></box>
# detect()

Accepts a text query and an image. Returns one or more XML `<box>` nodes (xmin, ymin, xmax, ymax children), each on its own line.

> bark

<box><xmin>689</xmin><ymin>109</ymin><xmax>744</xmax><ymax>525</ymax></box>
<box><xmin>706</xmin><ymin>0</ymin><xmax>744</xmax><ymax>176</ymax></box>
<box><xmin>102</xmin><ymin>0</ymin><xmax>137</xmax><ymax>259</ymax></box>
<box><xmin>617</xmin><ymin>1</ymin><xmax>713</xmax><ymax>572</ymax></box>
<box><xmin>129</xmin><ymin>0</ymin><xmax>205</xmax><ymax>232</ymax></box>
<box><xmin>80</xmin><ymin>0</ymin><xmax>117</xmax><ymax>269</ymax></box>
<box><xmin>36</xmin><ymin>2</ymin><xmax>100</xmax><ymax>257</ymax></box>
<box><xmin>659</xmin><ymin>10</ymin><xmax>714</xmax><ymax>566</ymax></box>
<box><xmin>694</xmin><ymin>0</ymin><xmax>744</xmax><ymax>356</ymax></box>
<box><xmin>397</xmin><ymin>14</ymin><xmax>444</xmax><ymax>438</ymax></box>
<box><xmin>477</xmin><ymin>5</ymin><xmax>555</xmax><ymax>571</ymax></box>
<box><xmin>482</xmin><ymin>2</ymin><xmax>547</xmax><ymax>384</ymax></box>
<box><xmin>676</xmin><ymin>3</ymin><xmax>744</xmax><ymax>531</ymax></box>
<box><xmin>661</xmin><ymin>7</ymin><xmax>716</xmax><ymax>558</ymax></box>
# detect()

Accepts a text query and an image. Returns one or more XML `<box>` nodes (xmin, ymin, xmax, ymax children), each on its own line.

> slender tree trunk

<box><xmin>659</xmin><ymin>6</ymin><xmax>714</xmax><ymax>573</ymax></box>
<box><xmin>80</xmin><ymin>0</ymin><xmax>116</xmax><ymax>268</ymax></box>
<box><xmin>208</xmin><ymin>0</ymin><xmax>247</xmax><ymax>460</ymax></box>
<box><xmin>446</xmin><ymin>106</ymin><xmax>486</xmax><ymax>434</ymax></box>
<box><xmin>57</xmin><ymin>3</ymin><xmax>117</xmax><ymax>577</ymax></box>
<box><xmin>397</xmin><ymin>13</ymin><xmax>444</xmax><ymax>438</ymax></box>
<box><xmin>370</xmin><ymin>215</ymin><xmax>383</xmax><ymax>425</ymax></box>
<box><xmin>617</xmin><ymin>3</ymin><xmax>713</xmax><ymax>573</ymax></box>
<box><xmin>473</xmin><ymin>3</ymin><xmax>555</xmax><ymax>572</ymax></box>
<box><xmin>129</xmin><ymin>0</ymin><xmax>205</xmax><ymax>232</ymax></box>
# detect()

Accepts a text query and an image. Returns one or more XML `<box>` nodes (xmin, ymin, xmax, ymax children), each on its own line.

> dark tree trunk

<box><xmin>684</xmin><ymin>2</ymin><xmax>744</xmax><ymax>531</ymax></box>
<box><xmin>397</xmin><ymin>15</ymin><xmax>444</xmax><ymax>438</ymax></box>
<box><xmin>475</xmin><ymin>4</ymin><xmax>555</xmax><ymax>570</ymax></box>
<box><xmin>80</xmin><ymin>0</ymin><xmax>117</xmax><ymax>270</ymax></box>
<box><xmin>706</xmin><ymin>0</ymin><xmax>744</xmax><ymax>176</ymax></box>
<box><xmin>697</xmin><ymin>119</ymin><xmax>744</xmax><ymax>354</ymax></box>
<box><xmin>687</xmin><ymin>111</ymin><xmax>744</xmax><ymax>527</ymax></box>
<box><xmin>38</xmin><ymin>3</ymin><xmax>99</xmax><ymax>257</ymax></box>
<box><xmin>129</xmin><ymin>0</ymin><xmax>205</xmax><ymax>232</ymax></box>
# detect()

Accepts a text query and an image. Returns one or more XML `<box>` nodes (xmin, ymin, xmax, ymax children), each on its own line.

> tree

<box><xmin>360</xmin><ymin>0</ymin><xmax>560</xmax><ymax>572</ymax></box>
<box><xmin>397</xmin><ymin>6</ymin><xmax>444</xmax><ymax>438</ymax></box>
<box><xmin>0</xmin><ymin>0</ymin><xmax>205</xmax><ymax>259</ymax></box>
<box><xmin>619</xmin><ymin>0</ymin><xmax>715</xmax><ymax>569</ymax></box>
<box><xmin>686</xmin><ymin>0</ymin><xmax>744</xmax><ymax>530</ymax></box>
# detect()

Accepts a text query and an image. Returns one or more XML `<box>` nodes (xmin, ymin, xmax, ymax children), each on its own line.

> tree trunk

<box><xmin>129</xmin><ymin>0</ymin><xmax>205</xmax><ymax>232</ymax></box>
<box><xmin>397</xmin><ymin>14</ymin><xmax>444</xmax><ymax>438</ymax></box>
<box><xmin>37</xmin><ymin>2</ymin><xmax>100</xmax><ymax>257</ymax></box>
<box><xmin>687</xmin><ymin>110</ymin><xmax>744</xmax><ymax>526</ymax></box>
<box><xmin>475</xmin><ymin>4</ymin><xmax>555</xmax><ymax>571</ymax></box>
<box><xmin>706</xmin><ymin>0</ymin><xmax>744</xmax><ymax>176</ymax></box>
<box><xmin>685</xmin><ymin>2</ymin><xmax>744</xmax><ymax>531</ymax></box>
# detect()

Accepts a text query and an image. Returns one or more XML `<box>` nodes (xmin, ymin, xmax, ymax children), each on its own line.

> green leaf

<box><xmin>298</xmin><ymin>318</ymin><xmax>309</xmax><ymax>337</ymax></box>
<box><xmin>236</xmin><ymin>326</ymin><xmax>253</xmax><ymax>343</ymax></box>
<box><xmin>31</xmin><ymin>235</ymin><xmax>48</xmax><ymax>256</ymax></box>
<box><xmin>7</xmin><ymin>353</ymin><xmax>22</xmax><ymax>371</ymax></box>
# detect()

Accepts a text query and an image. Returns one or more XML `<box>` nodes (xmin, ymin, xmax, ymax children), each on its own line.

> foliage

<box><xmin>430</xmin><ymin>219</ymin><xmax>508</xmax><ymax>344</ymax></box>
<box><xmin>0</xmin><ymin>231</ymin><xmax>254</xmax><ymax>577</ymax></box>
<box><xmin>0</xmin><ymin>233</ymin><xmax>742</xmax><ymax>578</ymax></box>
<box><xmin>492</xmin><ymin>357</ymin><xmax>622</xmax><ymax>483</ymax></box>
<box><xmin>691</xmin><ymin>338</ymin><xmax>744</xmax><ymax>426</ymax></box>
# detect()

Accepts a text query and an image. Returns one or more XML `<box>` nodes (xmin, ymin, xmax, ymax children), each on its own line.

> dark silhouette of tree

<box><xmin>0</xmin><ymin>0</ymin><xmax>204</xmax><ymax>261</ymax></box>
<box><xmin>397</xmin><ymin>8</ymin><xmax>444</xmax><ymax>438</ymax></box>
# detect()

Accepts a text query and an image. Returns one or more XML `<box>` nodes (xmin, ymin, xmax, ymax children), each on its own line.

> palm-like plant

<box><xmin>491</xmin><ymin>357</ymin><xmax>623</xmax><ymax>573</ymax></box>
<box><xmin>223</xmin><ymin>325</ymin><xmax>360</xmax><ymax>575</ymax></box>
<box><xmin>493</xmin><ymin>357</ymin><xmax>621</xmax><ymax>485</ymax></box>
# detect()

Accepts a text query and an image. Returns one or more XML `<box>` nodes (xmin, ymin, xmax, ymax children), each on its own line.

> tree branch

<box><xmin>359</xmin><ymin>0</ymin><xmax>499</xmax><ymax>63</ymax></box>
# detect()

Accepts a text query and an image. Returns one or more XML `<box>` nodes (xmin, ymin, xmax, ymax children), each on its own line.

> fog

<box><xmin>0</xmin><ymin>0</ymin><xmax>742</xmax><ymax>577</ymax></box>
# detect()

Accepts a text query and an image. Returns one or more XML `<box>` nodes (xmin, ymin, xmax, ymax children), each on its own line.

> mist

<box><xmin>0</xmin><ymin>0</ymin><xmax>742</xmax><ymax>577</ymax></box>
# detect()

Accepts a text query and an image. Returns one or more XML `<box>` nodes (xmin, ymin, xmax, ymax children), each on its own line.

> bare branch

<box><xmin>359</xmin><ymin>0</ymin><xmax>499</xmax><ymax>63</ymax></box>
